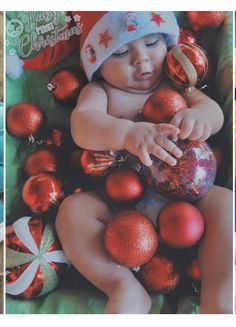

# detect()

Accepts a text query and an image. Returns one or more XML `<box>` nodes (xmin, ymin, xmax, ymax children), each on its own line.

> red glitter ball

<box><xmin>138</xmin><ymin>254</ymin><xmax>181</xmax><ymax>293</ymax></box>
<box><xmin>104</xmin><ymin>210</ymin><xmax>158</xmax><ymax>268</ymax></box>
<box><xmin>185</xmin><ymin>11</ymin><xmax>225</xmax><ymax>32</ymax></box>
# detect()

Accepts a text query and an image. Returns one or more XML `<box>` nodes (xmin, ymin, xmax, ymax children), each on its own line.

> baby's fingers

<box><xmin>179</xmin><ymin>117</ymin><xmax>195</xmax><ymax>139</ymax></box>
<box><xmin>139</xmin><ymin>146</ymin><xmax>153</xmax><ymax>166</ymax></box>
<box><xmin>155</xmin><ymin>136</ymin><xmax>182</xmax><ymax>158</ymax></box>
<box><xmin>149</xmin><ymin>143</ymin><xmax>177</xmax><ymax>166</ymax></box>
<box><xmin>156</xmin><ymin>124</ymin><xmax>180</xmax><ymax>137</ymax></box>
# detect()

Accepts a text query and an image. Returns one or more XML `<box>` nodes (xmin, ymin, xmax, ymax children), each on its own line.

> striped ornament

<box><xmin>6</xmin><ymin>216</ymin><xmax>69</xmax><ymax>299</ymax></box>
<box><xmin>165</xmin><ymin>42</ymin><xmax>208</xmax><ymax>91</ymax></box>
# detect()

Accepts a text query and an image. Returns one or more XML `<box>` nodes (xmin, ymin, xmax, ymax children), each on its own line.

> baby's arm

<box><xmin>170</xmin><ymin>87</ymin><xmax>224</xmax><ymax>140</ymax></box>
<box><xmin>71</xmin><ymin>82</ymin><xmax>182</xmax><ymax>166</ymax></box>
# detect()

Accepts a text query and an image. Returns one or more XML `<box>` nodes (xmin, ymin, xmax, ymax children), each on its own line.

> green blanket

<box><xmin>6</xmin><ymin>11</ymin><xmax>233</xmax><ymax>314</ymax></box>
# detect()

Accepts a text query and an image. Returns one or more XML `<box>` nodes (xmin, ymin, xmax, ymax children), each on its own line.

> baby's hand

<box><xmin>171</xmin><ymin>108</ymin><xmax>212</xmax><ymax>141</ymax></box>
<box><xmin>124</xmin><ymin>122</ymin><xmax>182</xmax><ymax>167</ymax></box>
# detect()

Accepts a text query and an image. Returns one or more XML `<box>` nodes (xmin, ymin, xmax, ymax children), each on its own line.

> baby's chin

<box><xmin>125</xmin><ymin>79</ymin><xmax>162</xmax><ymax>94</ymax></box>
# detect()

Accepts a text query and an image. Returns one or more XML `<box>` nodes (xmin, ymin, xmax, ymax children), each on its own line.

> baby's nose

<box><xmin>132</xmin><ymin>50</ymin><xmax>149</xmax><ymax>65</ymax></box>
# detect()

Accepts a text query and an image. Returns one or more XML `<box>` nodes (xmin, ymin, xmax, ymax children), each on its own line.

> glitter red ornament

<box><xmin>146</xmin><ymin>140</ymin><xmax>216</xmax><ymax>202</ymax></box>
<box><xmin>7</xmin><ymin>102</ymin><xmax>46</xmax><ymax>141</ymax></box>
<box><xmin>142</xmin><ymin>88</ymin><xmax>188</xmax><ymax>124</ymax></box>
<box><xmin>47</xmin><ymin>69</ymin><xmax>86</xmax><ymax>106</ymax></box>
<box><xmin>6</xmin><ymin>216</ymin><xmax>69</xmax><ymax>299</ymax></box>
<box><xmin>165</xmin><ymin>42</ymin><xmax>208</xmax><ymax>91</ymax></box>
<box><xmin>104</xmin><ymin>210</ymin><xmax>158</xmax><ymax>268</ymax></box>
<box><xmin>80</xmin><ymin>150</ymin><xmax>126</xmax><ymax>177</ymax></box>
<box><xmin>158</xmin><ymin>202</ymin><xmax>204</xmax><ymax>248</ymax></box>
<box><xmin>24</xmin><ymin>147</ymin><xmax>63</xmax><ymax>176</ymax></box>
<box><xmin>138</xmin><ymin>254</ymin><xmax>180</xmax><ymax>293</ymax></box>
<box><xmin>105</xmin><ymin>167</ymin><xmax>144</xmax><ymax>203</ymax></box>
<box><xmin>22</xmin><ymin>173</ymin><xmax>64</xmax><ymax>213</ymax></box>
<box><xmin>185</xmin><ymin>11</ymin><xmax>226</xmax><ymax>32</ymax></box>
<box><xmin>178</xmin><ymin>28</ymin><xmax>197</xmax><ymax>44</ymax></box>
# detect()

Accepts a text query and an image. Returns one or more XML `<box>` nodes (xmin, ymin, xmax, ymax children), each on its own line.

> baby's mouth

<box><xmin>137</xmin><ymin>71</ymin><xmax>154</xmax><ymax>81</ymax></box>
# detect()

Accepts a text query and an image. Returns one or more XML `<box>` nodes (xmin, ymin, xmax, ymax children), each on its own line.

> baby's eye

<box><xmin>145</xmin><ymin>39</ymin><xmax>160</xmax><ymax>47</ymax></box>
<box><xmin>112</xmin><ymin>46</ymin><xmax>129</xmax><ymax>57</ymax></box>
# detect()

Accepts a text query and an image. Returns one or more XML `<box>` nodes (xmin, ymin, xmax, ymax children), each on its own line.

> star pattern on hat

<box><xmin>98</xmin><ymin>29</ymin><xmax>113</xmax><ymax>48</ymax></box>
<box><xmin>150</xmin><ymin>12</ymin><xmax>165</xmax><ymax>26</ymax></box>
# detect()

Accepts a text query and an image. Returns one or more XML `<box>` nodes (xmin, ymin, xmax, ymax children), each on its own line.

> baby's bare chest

<box><xmin>105</xmin><ymin>87</ymin><xmax>152</xmax><ymax>122</ymax></box>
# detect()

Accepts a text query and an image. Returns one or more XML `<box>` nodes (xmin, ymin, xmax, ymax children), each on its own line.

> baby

<box><xmin>56</xmin><ymin>11</ymin><xmax>233</xmax><ymax>314</ymax></box>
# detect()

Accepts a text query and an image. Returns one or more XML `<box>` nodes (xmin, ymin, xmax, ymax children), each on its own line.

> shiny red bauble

<box><xmin>80</xmin><ymin>150</ymin><xmax>122</xmax><ymax>176</ymax></box>
<box><xmin>178</xmin><ymin>28</ymin><xmax>197</xmax><ymax>44</ymax></box>
<box><xmin>186</xmin><ymin>259</ymin><xmax>201</xmax><ymax>282</ymax></box>
<box><xmin>165</xmin><ymin>42</ymin><xmax>208</xmax><ymax>90</ymax></box>
<box><xmin>138</xmin><ymin>254</ymin><xmax>180</xmax><ymax>293</ymax></box>
<box><xmin>6</xmin><ymin>216</ymin><xmax>68</xmax><ymax>299</ymax></box>
<box><xmin>185</xmin><ymin>11</ymin><xmax>226</xmax><ymax>32</ymax></box>
<box><xmin>7</xmin><ymin>102</ymin><xmax>46</xmax><ymax>140</ymax></box>
<box><xmin>158</xmin><ymin>202</ymin><xmax>204</xmax><ymax>248</ymax></box>
<box><xmin>22</xmin><ymin>173</ymin><xmax>64</xmax><ymax>213</ymax></box>
<box><xmin>104</xmin><ymin>210</ymin><xmax>158</xmax><ymax>268</ymax></box>
<box><xmin>105</xmin><ymin>167</ymin><xmax>144</xmax><ymax>203</ymax></box>
<box><xmin>143</xmin><ymin>89</ymin><xmax>188</xmax><ymax>124</ymax></box>
<box><xmin>146</xmin><ymin>140</ymin><xmax>216</xmax><ymax>202</ymax></box>
<box><xmin>47</xmin><ymin>69</ymin><xmax>86</xmax><ymax>106</ymax></box>
<box><xmin>24</xmin><ymin>147</ymin><xmax>63</xmax><ymax>176</ymax></box>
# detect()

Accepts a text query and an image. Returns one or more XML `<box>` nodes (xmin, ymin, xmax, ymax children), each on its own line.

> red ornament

<box><xmin>24</xmin><ymin>147</ymin><xmax>63</xmax><ymax>176</ymax></box>
<box><xmin>138</xmin><ymin>254</ymin><xmax>180</xmax><ymax>293</ymax></box>
<box><xmin>105</xmin><ymin>167</ymin><xmax>144</xmax><ymax>203</ymax></box>
<box><xmin>165</xmin><ymin>42</ymin><xmax>208</xmax><ymax>90</ymax></box>
<box><xmin>185</xmin><ymin>11</ymin><xmax>226</xmax><ymax>32</ymax></box>
<box><xmin>6</xmin><ymin>216</ymin><xmax>69</xmax><ymax>299</ymax></box>
<box><xmin>7</xmin><ymin>102</ymin><xmax>46</xmax><ymax>141</ymax></box>
<box><xmin>146</xmin><ymin>140</ymin><xmax>216</xmax><ymax>202</ymax></box>
<box><xmin>22</xmin><ymin>173</ymin><xmax>64</xmax><ymax>213</ymax></box>
<box><xmin>158</xmin><ymin>202</ymin><xmax>204</xmax><ymax>248</ymax></box>
<box><xmin>46</xmin><ymin>128</ymin><xmax>65</xmax><ymax>148</ymax></box>
<box><xmin>178</xmin><ymin>28</ymin><xmax>197</xmax><ymax>44</ymax></box>
<box><xmin>143</xmin><ymin>89</ymin><xmax>188</xmax><ymax>124</ymax></box>
<box><xmin>80</xmin><ymin>150</ymin><xmax>126</xmax><ymax>176</ymax></box>
<box><xmin>104</xmin><ymin>210</ymin><xmax>158</xmax><ymax>268</ymax></box>
<box><xmin>186</xmin><ymin>259</ymin><xmax>201</xmax><ymax>282</ymax></box>
<box><xmin>47</xmin><ymin>69</ymin><xmax>86</xmax><ymax>106</ymax></box>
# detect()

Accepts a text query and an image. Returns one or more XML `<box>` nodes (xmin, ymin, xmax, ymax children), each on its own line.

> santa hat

<box><xmin>6</xmin><ymin>11</ymin><xmax>179</xmax><ymax>81</ymax></box>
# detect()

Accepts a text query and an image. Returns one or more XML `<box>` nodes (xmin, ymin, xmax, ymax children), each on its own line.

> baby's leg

<box><xmin>55</xmin><ymin>192</ymin><xmax>151</xmax><ymax>314</ymax></box>
<box><xmin>195</xmin><ymin>185</ymin><xmax>233</xmax><ymax>313</ymax></box>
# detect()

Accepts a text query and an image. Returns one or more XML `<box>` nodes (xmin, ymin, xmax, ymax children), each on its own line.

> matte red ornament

<box><xmin>143</xmin><ymin>89</ymin><xmax>188</xmax><ymax>124</ymax></box>
<box><xmin>47</xmin><ymin>69</ymin><xmax>86</xmax><ymax>106</ymax></box>
<box><xmin>146</xmin><ymin>140</ymin><xmax>216</xmax><ymax>202</ymax></box>
<box><xmin>105</xmin><ymin>167</ymin><xmax>144</xmax><ymax>203</ymax></box>
<box><xmin>186</xmin><ymin>259</ymin><xmax>201</xmax><ymax>282</ymax></box>
<box><xmin>80</xmin><ymin>150</ymin><xmax>126</xmax><ymax>176</ymax></box>
<box><xmin>185</xmin><ymin>11</ymin><xmax>226</xmax><ymax>32</ymax></box>
<box><xmin>6</xmin><ymin>216</ymin><xmax>68</xmax><ymax>299</ymax></box>
<box><xmin>104</xmin><ymin>210</ymin><xmax>158</xmax><ymax>268</ymax></box>
<box><xmin>138</xmin><ymin>254</ymin><xmax>180</xmax><ymax>293</ymax></box>
<box><xmin>7</xmin><ymin>102</ymin><xmax>46</xmax><ymax>141</ymax></box>
<box><xmin>158</xmin><ymin>202</ymin><xmax>204</xmax><ymax>248</ymax></box>
<box><xmin>165</xmin><ymin>42</ymin><xmax>208</xmax><ymax>90</ymax></box>
<box><xmin>178</xmin><ymin>28</ymin><xmax>197</xmax><ymax>44</ymax></box>
<box><xmin>24</xmin><ymin>147</ymin><xmax>63</xmax><ymax>176</ymax></box>
<box><xmin>22</xmin><ymin>173</ymin><xmax>64</xmax><ymax>213</ymax></box>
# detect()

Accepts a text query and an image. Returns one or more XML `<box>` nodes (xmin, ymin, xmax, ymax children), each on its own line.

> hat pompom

<box><xmin>6</xmin><ymin>53</ymin><xmax>24</xmax><ymax>80</ymax></box>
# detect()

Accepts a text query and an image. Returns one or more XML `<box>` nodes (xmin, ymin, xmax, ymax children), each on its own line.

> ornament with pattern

<box><xmin>6</xmin><ymin>216</ymin><xmax>69</xmax><ymax>299</ymax></box>
<box><xmin>165</xmin><ymin>42</ymin><xmax>208</xmax><ymax>91</ymax></box>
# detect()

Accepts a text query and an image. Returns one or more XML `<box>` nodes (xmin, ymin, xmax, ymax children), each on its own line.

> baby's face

<box><xmin>99</xmin><ymin>34</ymin><xmax>167</xmax><ymax>94</ymax></box>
